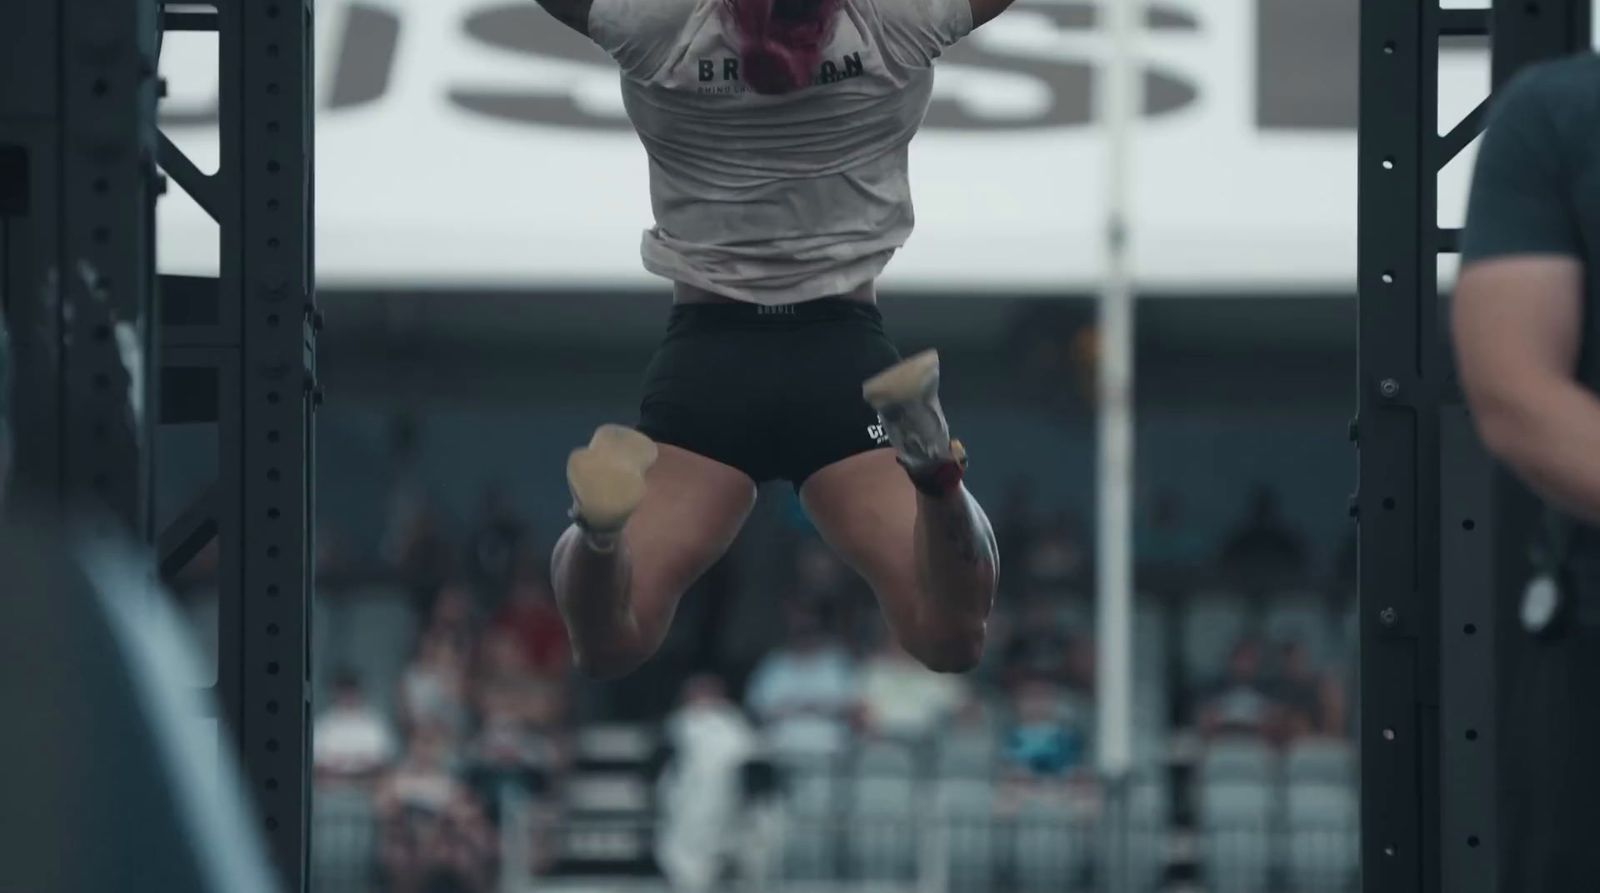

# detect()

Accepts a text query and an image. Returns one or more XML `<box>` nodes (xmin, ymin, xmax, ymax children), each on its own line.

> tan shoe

<box><xmin>862</xmin><ymin>349</ymin><xmax>955</xmax><ymax>471</ymax></box>
<box><xmin>567</xmin><ymin>425</ymin><xmax>658</xmax><ymax>532</ymax></box>
<box><xmin>589</xmin><ymin>423</ymin><xmax>659</xmax><ymax>473</ymax></box>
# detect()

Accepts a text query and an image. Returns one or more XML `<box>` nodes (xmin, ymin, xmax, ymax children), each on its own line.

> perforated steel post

<box><xmin>154</xmin><ymin>0</ymin><xmax>317</xmax><ymax>887</ymax></box>
<box><xmin>1358</xmin><ymin>2</ymin><xmax>1591</xmax><ymax>892</ymax></box>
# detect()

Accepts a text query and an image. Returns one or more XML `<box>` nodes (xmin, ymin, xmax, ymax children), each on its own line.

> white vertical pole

<box><xmin>1095</xmin><ymin>0</ymin><xmax>1140</xmax><ymax>783</ymax></box>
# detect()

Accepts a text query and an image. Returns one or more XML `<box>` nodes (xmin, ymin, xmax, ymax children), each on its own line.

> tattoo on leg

<box><xmin>942</xmin><ymin>518</ymin><xmax>983</xmax><ymax>565</ymax></box>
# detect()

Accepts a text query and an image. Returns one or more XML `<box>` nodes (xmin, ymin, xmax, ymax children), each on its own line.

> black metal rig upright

<box><xmin>1356</xmin><ymin>1</ymin><xmax>1590</xmax><ymax>891</ymax></box>
<box><xmin>0</xmin><ymin>2</ymin><xmax>318</xmax><ymax>889</ymax></box>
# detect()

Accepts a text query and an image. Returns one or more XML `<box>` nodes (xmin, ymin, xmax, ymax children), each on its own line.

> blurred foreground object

<box><xmin>0</xmin><ymin>518</ymin><xmax>279</xmax><ymax>893</ymax></box>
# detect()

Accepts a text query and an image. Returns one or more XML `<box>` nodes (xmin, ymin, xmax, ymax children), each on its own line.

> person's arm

<box><xmin>877</xmin><ymin>0</ymin><xmax>975</xmax><ymax>67</ymax></box>
<box><xmin>1454</xmin><ymin>260</ymin><xmax>1599</xmax><ymax>520</ymax></box>
<box><xmin>530</xmin><ymin>0</ymin><xmax>593</xmax><ymax>36</ymax></box>
<box><xmin>1454</xmin><ymin>67</ymin><xmax>1599</xmax><ymax>522</ymax></box>
<box><xmin>968</xmin><ymin>0</ymin><xmax>1021</xmax><ymax>28</ymax></box>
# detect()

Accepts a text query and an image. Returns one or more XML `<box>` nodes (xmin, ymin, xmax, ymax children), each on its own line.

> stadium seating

<box><xmin>1286</xmin><ymin>738</ymin><xmax>1356</xmax><ymax>786</ymax></box>
<box><xmin>1285</xmin><ymin>782</ymin><xmax>1359</xmax><ymax>893</ymax></box>
<box><xmin>1263</xmin><ymin>590</ymin><xmax>1336</xmax><ymax>663</ymax></box>
<box><xmin>302</xmin><ymin>585</ymin><xmax>1360</xmax><ymax>893</ymax></box>
<box><xmin>1133</xmin><ymin>599</ymin><xmax>1173</xmax><ymax>761</ymax></box>
<box><xmin>935</xmin><ymin>731</ymin><xmax>999</xmax><ymax>778</ymax></box>
<box><xmin>1199</xmin><ymin>780</ymin><xmax>1275</xmax><ymax>893</ymax></box>
<box><xmin>1200</xmin><ymin>736</ymin><xmax>1280</xmax><ymax>785</ymax></box>
<box><xmin>326</xmin><ymin>585</ymin><xmax>417</xmax><ymax>719</ymax></box>
<box><xmin>777</xmin><ymin>755</ymin><xmax>840</xmax><ymax>881</ymax></box>
<box><xmin>1124</xmin><ymin>775</ymin><xmax>1171</xmax><ymax>893</ymax></box>
<box><xmin>1181</xmin><ymin>589</ymin><xmax>1253</xmax><ymax>682</ymax></box>
<box><xmin>934</xmin><ymin>778</ymin><xmax>997</xmax><ymax>892</ymax></box>
<box><xmin>847</xmin><ymin>781</ymin><xmax>919</xmax><ymax>881</ymax></box>
<box><xmin>1012</xmin><ymin>796</ymin><xmax>1092</xmax><ymax>891</ymax></box>
<box><xmin>311</xmin><ymin>786</ymin><xmax>378</xmax><ymax>893</ymax></box>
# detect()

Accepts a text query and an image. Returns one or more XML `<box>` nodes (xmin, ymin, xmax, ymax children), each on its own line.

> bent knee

<box><xmin>565</xmin><ymin>591</ymin><xmax>678</xmax><ymax>681</ymax></box>
<box><xmin>571</xmin><ymin>641</ymin><xmax>655</xmax><ymax>680</ymax></box>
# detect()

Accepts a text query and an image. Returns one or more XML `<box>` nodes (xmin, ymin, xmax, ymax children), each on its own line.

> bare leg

<box><xmin>554</xmin><ymin>431</ymin><xmax>756</xmax><ymax>678</ymax></box>
<box><xmin>914</xmin><ymin>477</ymin><xmax>1000</xmax><ymax>628</ymax></box>
<box><xmin>801</xmin><ymin>448</ymin><xmax>998</xmax><ymax>672</ymax></box>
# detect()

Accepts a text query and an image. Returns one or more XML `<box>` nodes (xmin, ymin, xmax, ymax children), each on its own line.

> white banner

<box><xmin>155</xmin><ymin>0</ymin><xmax>1497</xmax><ymax>294</ymax></box>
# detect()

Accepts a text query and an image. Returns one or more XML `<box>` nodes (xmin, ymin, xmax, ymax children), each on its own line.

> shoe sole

<box><xmin>589</xmin><ymin>423</ymin><xmax>659</xmax><ymax>473</ymax></box>
<box><xmin>863</xmin><ymin>349</ymin><xmax>939</xmax><ymax>408</ymax></box>
<box><xmin>568</xmin><ymin>426</ymin><xmax>657</xmax><ymax>530</ymax></box>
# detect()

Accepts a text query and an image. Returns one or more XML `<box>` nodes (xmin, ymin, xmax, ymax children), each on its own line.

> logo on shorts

<box><xmin>867</xmin><ymin>417</ymin><xmax>891</xmax><ymax>446</ymax></box>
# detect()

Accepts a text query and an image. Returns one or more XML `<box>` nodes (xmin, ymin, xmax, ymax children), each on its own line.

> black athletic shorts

<box><xmin>636</xmin><ymin>297</ymin><xmax>900</xmax><ymax>487</ymax></box>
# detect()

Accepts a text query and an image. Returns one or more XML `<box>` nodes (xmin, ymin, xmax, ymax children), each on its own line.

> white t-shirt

<box><xmin>589</xmin><ymin>0</ymin><xmax>974</xmax><ymax>305</ymax></box>
<box><xmin>745</xmin><ymin>646</ymin><xmax>860</xmax><ymax>755</ymax></box>
<box><xmin>859</xmin><ymin>655</ymin><xmax>966</xmax><ymax>738</ymax></box>
<box><xmin>313</xmin><ymin>706</ymin><xmax>399</xmax><ymax>774</ymax></box>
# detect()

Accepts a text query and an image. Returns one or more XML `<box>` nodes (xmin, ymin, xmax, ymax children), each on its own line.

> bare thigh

<box><xmin>798</xmin><ymin>448</ymin><xmax>924</xmax><ymax>643</ymax></box>
<box><xmin>613</xmin><ymin>443</ymin><xmax>757</xmax><ymax>646</ymax></box>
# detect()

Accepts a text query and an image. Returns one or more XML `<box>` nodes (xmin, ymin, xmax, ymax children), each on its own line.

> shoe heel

<box><xmin>567</xmin><ymin>446</ymin><xmax>646</xmax><ymax>531</ymax></box>
<box><xmin>589</xmin><ymin>424</ymin><xmax>659</xmax><ymax>473</ymax></box>
<box><xmin>863</xmin><ymin>349</ymin><xmax>940</xmax><ymax>408</ymax></box>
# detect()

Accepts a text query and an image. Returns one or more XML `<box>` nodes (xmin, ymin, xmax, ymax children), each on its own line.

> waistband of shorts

<box><xmin>668</xmin><ymin>297</ymin><xmax>883</xmax><ymax>326</ymax></box>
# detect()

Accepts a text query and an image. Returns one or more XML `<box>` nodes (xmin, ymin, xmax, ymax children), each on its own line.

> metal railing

<box><xmin>310</xmin><ymin>777</ymin><xmax>1358</xmax><ymax>893</ymax></box>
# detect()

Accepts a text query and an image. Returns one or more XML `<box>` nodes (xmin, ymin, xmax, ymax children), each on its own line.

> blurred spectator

<box><xmin>790</xmin><ymin>539</ymin><xmax>873</xmax><ymax>647</ymax></box>
<box><xmin>858</xmin><ymin>634</ymin><xmax>969</xmax><ymax>740</ymax></box>
<box><xmin>399</xmin><ymin>632</ymin><xmax>471</xmax><ymax>737</ymax></box>
<box><xmin>386</xmin><ymin>497</ymin><xmax>458</xmax><ymax>607</ymax></box>
<box><xmin>1001</xmin><ymin>678</ymin><xmax>1088</xmax><ymax>779</ymax></box>
<box><xmin>794</xmin><ymin>538</ymin><xmax>850</xmax><ymax>600</ymax></box>
<box><xmin>428</xmin><ymin>581</ymin><xmax>482</xmax><ymax>657</ymax></box>
<box><xmin>1023</xmin><ymin>513</ymin><xmax>1088</xmax><ymax>596</ymax></box>
<box><xmin>490</xmin><ymin>566</ymin><xmax>569</xmax><ymax>677</ymax></box>
<box><xmin>656</xmin><ymin>675</ymin><xmax>760</xmax><ymax>893</ymax></box>
<box><xmin>1005</xmin><ymin>301</ymin><xmax>1095</xmax><ymax>410</ymax></box>
<box><xmin>999</xmin><ymin>595</ymin><xmax>1078</xmax><ymax>691</ymax></box>
<box><xmin>939</xmin><ymin>686</ymin><xmax>1003</xmax><ymax>740</ymax></box>
<box><xmin>465</xmin><ymin>677</ymin><xmax>565</xmax><ymax>795</ymax></box>
<box><xmin>1333</xmin><ymin>529</ymin><xmax>1357</xmax><ymax>588</ymax></box>
<box><xmin>471</xmin><ymin>626</ymin><xmax>569</xmax><ymax>767</ymax></box>
<box><xmin>1218</xmin><ymin>484</ymin><xmax>1309</xmax><ymax>581</ymax></box>
<box><xmin>314</xmin><ymin>668</ymin><xmax>399</xmax><ymax>779</ymax></box>
<box><xmin>314</xmin><ymin>524</ymin><xmax>354</xmax><ymax>584</ymax></box>
<box><xmin>465</xmin><ymin>486</ymin><xmax>527</xmax><ymax>607</ymax></box>
<box><xmin>745</xmin><ymin>605</ymin><xmax>859</xmax><ymax>757</ymax></box>
<box><xmin>1273</xmin><ymin>640</ymin><xmax>1347</xmax><ymax>739</ymax></box>
<box><xmin>1196</xmin><ymin>639</ymin><xmax>1285</xmax><ymax>740</ymax></box>
<box><xmin>1136</xmin><ymin>488</ymin><xmax>1209</xmax><ymax>569</ymax></box>
<box><xmin>996</xmin><ymin>478</ymin><xmax>1039</xmax><ymax>597</ymax></box>
<box><xmin>375</xmin><ymin>723</ymin><xmax>497</xmax><ymax>893</ymax></box>
<box><xmin>1063</xmin><ymin>632</ymin><xmax>1096</xmax><ymax>698</ymax></box>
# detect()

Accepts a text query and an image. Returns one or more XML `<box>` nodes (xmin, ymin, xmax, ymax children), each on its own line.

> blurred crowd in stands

<box><xmin>175</xmin><ymin>462</ymin><xmax>1356</xmax><ymax>891</ymax></box>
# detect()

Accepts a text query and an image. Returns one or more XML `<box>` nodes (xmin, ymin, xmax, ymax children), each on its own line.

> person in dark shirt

<box><xmin>1271</xmin><ymin>640</ymin><xmax>1344</xmax><ymax>739</ymax></box>
<box><xmin>1217</xmin><ymin>485</ymin><xmax>1309</xmax><ymax>582</ymax></box>
<box><xmin>1001</xmin><ymin>677</ymin><xmax>1087</xmax><ymax>779</ymax></box>
<box><xmin>1454</xmin><ymin>52</ymin><xmax>1600</xmax><ymax>890</ymax></box>
<box><xmin>1195</xmin><ymin>638</ymin><xmax>1285</xmax><ymax>741</ymax></box>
